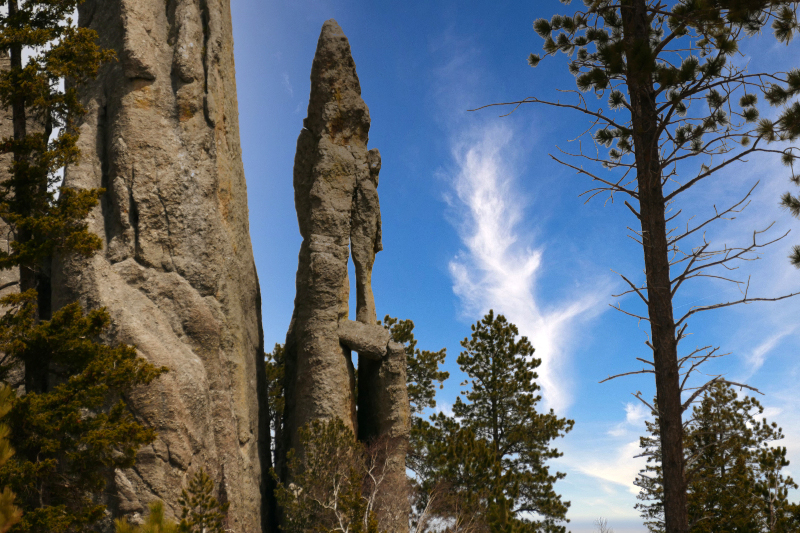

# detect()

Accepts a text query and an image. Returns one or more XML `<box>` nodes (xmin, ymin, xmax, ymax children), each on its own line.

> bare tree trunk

<box><xmin>621</xmin><ymin>1</ymin><xmax>688</xmax><ymax>532</ymax></box>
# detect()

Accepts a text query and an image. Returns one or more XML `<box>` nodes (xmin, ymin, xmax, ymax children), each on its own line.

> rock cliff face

<box><xmin>52</xmin><ymin>1</ymin><xmax>267</xmax><ymax>530</ymax></box>
<box><xmin>283</xmin><ymin>20</ymin><xmax>410</xmax><ymax>533</ymax></box>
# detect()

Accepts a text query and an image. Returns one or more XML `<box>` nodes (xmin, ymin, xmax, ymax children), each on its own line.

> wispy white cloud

<box><xmin>446</xmin><ymin>123</ymin><xmax>609</xmax><ymax>413</ymax></box>
<box><xmin>744</xmin><ymin>325</ymin><xmax>798</xmax><ymax>377</ymax></box>
<box><xmin>607</xmin><ymin>402</ymin><xmax>650</xmax><ymax>437</ymax></box>
<box><xmin>576</xmin><ymin>439</ymin><xmax>645</xmax><ymax>496</ymax></box>
<box><xmin>282</xmin><ymin>72</ymin><xmax>293</xmax><ymax>97</ymax></box>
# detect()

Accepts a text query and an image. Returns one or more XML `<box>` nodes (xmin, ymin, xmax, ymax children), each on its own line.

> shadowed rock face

<box><xmin>283</xmin><ymin>19</ymin><xmax>410</xmax><ymax>533</ymax></box>
<box><xmin>52</xmin><ymin>1</ymin><xmax>267</xmax><ymax>531</ymax></box>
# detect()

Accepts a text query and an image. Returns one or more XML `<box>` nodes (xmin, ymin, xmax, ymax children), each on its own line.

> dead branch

<box><xmin>599</xmin><ymin>368</ymin><xmax>655</xmax><ymax>383</ymax></box>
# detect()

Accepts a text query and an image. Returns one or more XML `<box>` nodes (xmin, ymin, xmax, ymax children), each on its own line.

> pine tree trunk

<box><xmin>8</xmin><ymin>0</ymin><xmax>50</xmax><ymax>394</ymax></box>
<box><xmin>621</xmin><ymin>1</ymin><xmax>688</xmax><ymax>532</ymax></box>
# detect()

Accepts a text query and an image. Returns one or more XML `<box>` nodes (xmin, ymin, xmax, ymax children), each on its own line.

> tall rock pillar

<box><xmin>51</xmin><ymin>1</ymin><xmax>268</xmax><ymax>531</ymax></box>
<box><xmin>283</xmin><ymin>20</ymin><xmax>410</xmax><ymax>533</ymax></box>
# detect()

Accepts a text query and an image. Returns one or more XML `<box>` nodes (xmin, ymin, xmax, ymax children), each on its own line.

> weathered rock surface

<box><xmin>52</xmin><ymin>1</ymin><xmax>267</xmax><ymax>531</ymax></box>
<box><xmin>357</xmin><ymin>341</ymin><xmax>410</xmax><ymax>533</ymax></box>
<box><xmin>338</xmin><ymin>319</ymin><xmax>391</xmax><ymax>359</ymax></box>
<box><xmin>283</xmin><ymin>19</ymin><xmax>371</xmax><ymax>458</ymax></box>
<box><xmin>284</xmin><ymin>19</ymin><xmax>410</xmax><ymax>533</ymax></box>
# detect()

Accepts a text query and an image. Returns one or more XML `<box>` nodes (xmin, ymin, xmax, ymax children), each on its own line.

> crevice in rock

<box><xmin>199</xmin><ymin>0</ymin><xmax>214</xmax><ymax>129</ymax></box>
<box><xmin>129</xmin><ymin>166</ymin><xmax>141</xmax><ymax>264</ymax></box>
<box><xmin>199</xmin><ymin>0</ymin><xmax>210</xmax><ymax>95</ymax></box>
<box><xmin>98</xmin><ymin>103</ymin><xmax>115</xmax><ymax>251</ymax></box>
<box><xmin>154</xmin><ymin>183</ymin><xmax>176</xmax><ymax>269</ymax></box>
<box><xmin>132</xmin><ymin>463</ymin><xmax>165</xmax><ymax>502</ymax></box>
<box><xmin>165</xmin><ymin>0</ymin><xmax>176</xmax><ymax>45</ymax></box>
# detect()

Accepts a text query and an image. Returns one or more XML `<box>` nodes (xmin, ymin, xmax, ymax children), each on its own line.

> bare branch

<box><xmin>469</xmin><ymin>96</ymin><xmax>629</xmax><ymax>131</ymax></box>
<box><xmin>599</xmin><ymin>368</ymin><xmax>655</xmax><ymax>383</ymax></box>
<box><xmin>632</xmin><ymin>391</ymin><xmax>656</xmax><ymax>414</ymax></box>
<box><xmin>668</xmin><ymin>182</ymin><xmax>757</xmax><ymax>246</ymax></box>
<box><xmin>551</xmin><ymin>154</ymin><xmax>639</xmax><ymax>197</ymax></box>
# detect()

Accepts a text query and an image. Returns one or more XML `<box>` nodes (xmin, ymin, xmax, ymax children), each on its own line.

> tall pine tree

<box><xmin>427</xmin><ymin>311</ymin><xmax>573</xmax><ymax>533</ymax></box>
<box><xmin>515</xmin><ymin>2</ymin><xmax>800</xmax><ymax>530</ymax></box>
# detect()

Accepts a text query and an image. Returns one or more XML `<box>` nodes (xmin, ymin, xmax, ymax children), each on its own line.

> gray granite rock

<box><xmin>283</xmin><ymin>19</ymin><xmax>410</xmax><ymax>533</ymax></box>
<box><xmin>51</xmin><ymin>1</ymin><xmax>268</xmax><ymax>531</ymax></box>
<box><xmin>338</xmin><ymin>319</ymin><xmax>391</xmax><ymax>360</ymax></box>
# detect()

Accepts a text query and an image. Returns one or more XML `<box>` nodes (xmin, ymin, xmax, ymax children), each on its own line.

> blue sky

<box><xmin>231</xmin><ymin>1</ymin><xmax>800</xmax><ymax>531</ymax></box>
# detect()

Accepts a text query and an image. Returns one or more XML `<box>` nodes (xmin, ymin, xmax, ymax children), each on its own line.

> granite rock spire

<box><xmin>283</xmin><ymin>19</ymin><xmax>410</xmax><ymax>533</ymax></box>
<box><xmin>51</xmin><ymin>1</ymin><xmax>268</xmax><ymax>531</ymax></box>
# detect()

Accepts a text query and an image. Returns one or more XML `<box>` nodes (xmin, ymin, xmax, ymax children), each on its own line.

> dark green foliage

<box><xmin>0</xmin><ymin>291</ymin><xmax>166</xmax><ymax>533</ymax></box>
<box><xmin>423</xmin><ymin>311</ymin><xmax>573</xmax><ymax>533</ymax></box>
<box><xmin>0</xmin><ymin>4</ymin><xmax>166</xmax><ymax>532</ymax></box>
<box><xmin>381</xmin><ymin>316</ymin><xmax>449</xmax><ymax>416</ymax></box>
<box><xmin>178</xmin><ymin>469</ymin><xmax>229</xmax><ymax>533</ymax></box>
<box><xmin>380</xmin><ymin>316</ymin><xmax>449</xmax><ymax>492</ymax></box>
<box><xmin>528</xmin><ymin>2</ymin><xmax>800</xmax><ymax>531</ymax></box>
<box><xmin>0</xmin><ymin>0</ymin><xmax>114</xmax><ymax>271</ymax></box>
<box><xmin>115</xmin><ymin>472</ymin><xmax>229</xmax><ymax>533</ymax></box>
<box><xmin>274</xmin><ymin>419</ymin><xmax>381</xmax><ymax>533</ymax></box>
<box><xmin>531</xmin><ymin>0</ymin><xmax>800</xmax><ymax>260</ymax></box>
<box><xmin>635</xmin><ymin>383</ymin><xmax>799</xmax><ymax>532</ymax></box>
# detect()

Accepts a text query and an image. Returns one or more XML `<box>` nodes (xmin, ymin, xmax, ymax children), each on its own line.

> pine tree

<box><xmin>428</xmin><ymin>311</ymin><xmax>573</xmax><ymax>533</ymax></box>
<box><xmin>115</xmin><ymin>472</ymin><xmax>229</xmax><ymax>533</ymax></box>
<box><xmin>519</xmin><ymin>2</ymin><xmax>800</xmax><ymax>531</ymax></box>
<box><xmin>266</xmin><ymin>344</ymin><xmax>285</xmax><ymax>469</ymax></box>
<box><xmin>178</xmin><ymin>469</ymin><xmax>229</xmax><ymax>533</ymax></box>
<box><xmin>380</xmin><ymin>315</ymin><xmax>449</xmax><ymax>489</ymax></box>
<box><xmin>381</xmin><ymin>316</ymin><xmax>449</xmax><ymax>416</ymax></box>
<box><xmin>635</xmin><ymin>382</ymin><xmax>798</xmax><ymax>532</ymax></box>
<box><xmin>0</xmin><ymin>4</ymin><xmax>165</xmax><ymax>532</ymax></box>
<box><xmin>274</xmin><ymin>419</ymin><xmax>382</xmax><ymax>533</ymax></box>
<box><xmin>0</xmin><ymin>292</ymin><xmax>166</xmax><ymax>533</ymax></box>
<box><xmin>0</xmin><ymin>0</ymin><xmax>113</xmax><ymax>394</ymax></box>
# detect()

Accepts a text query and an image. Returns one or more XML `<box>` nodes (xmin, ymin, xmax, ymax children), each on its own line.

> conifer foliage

<box><xmin>274</xmin><ymin>419</ymin><xmax>383</xmax><ymax>533</ymax></box>
<box><xmin>0</xmin><ymin>292</ymin><xmax>165</xmax><ymax>533</ymax></box>
<box><xmin>0</xmin><ymin>0</ymin><xmax>112</xmax><ymax>290</ymax></box>
<box><xmin>114</xmin><ymin>471</ymin><xmax>230</xmax><ymax>533</ymax></box>
<box><xmin>0</xmin><ymin>2</ymin><xmax>167</xmax><ymax>532</ymax></box>
<box><xmin>381</xmin><ymin>316</ymin><xmax>449</xmax><ymax>416</ymax></box>
<box><xmin>177</xmin><ymin>469</ymin><xmax>229</xmax><ymax>533</ymax></box>
<box><xmin>423</xmin><ymin>311</ymin><xmax>573</xmax><ymax>533</ymax></box>
<box><xmin>635</xmin><ymin>383</ymin><xmax>799</xmax><ymax>532</ymax></box>
<box><xmin>115</xmin><ymin>502</ymin><xmax>178</xmax><ymax>533</ymax></box>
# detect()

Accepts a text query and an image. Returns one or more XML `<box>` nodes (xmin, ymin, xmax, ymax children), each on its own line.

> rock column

<box><xmin>283</xmin><ymin>19</ymin><xmax>410</xmax><ymax>533</ymax></box>
<box><xmin>52</xmin><ymin>1</ymin><xmax>268</xmax><ymax>531</ymax></box>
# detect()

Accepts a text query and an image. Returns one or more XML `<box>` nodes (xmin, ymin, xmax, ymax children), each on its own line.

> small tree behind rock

<box><xmin>114</xmin><ymin>470</ymin><xmax>228</xmax><ymax>533</ymax></box>
<box><xmin>178</xmin><ymin>469</ymin><xmax>229</xmax><ymax>533</ymax></box>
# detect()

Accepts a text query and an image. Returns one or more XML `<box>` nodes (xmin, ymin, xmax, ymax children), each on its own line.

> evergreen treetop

<box><xmin>424</xmin><ymin>311</ymin><xmax>573</xmax><ymax>533</ymax></box>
